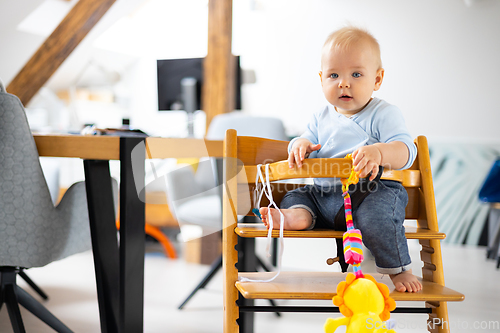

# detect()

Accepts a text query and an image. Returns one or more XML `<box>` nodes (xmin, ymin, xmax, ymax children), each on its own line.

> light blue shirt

<box><xmin>289</xmin><ymin>97</ymin><xmax>416</xmax><ymax>185</ymax></box>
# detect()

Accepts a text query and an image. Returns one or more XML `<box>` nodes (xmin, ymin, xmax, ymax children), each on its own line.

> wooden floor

<box><xmin>0</xmin><ymin>240</ymin><xmax>498</xmax><ymax>333</ymax></box>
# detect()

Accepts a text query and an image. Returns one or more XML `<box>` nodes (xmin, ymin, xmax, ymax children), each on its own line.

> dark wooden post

<box><xmin>203</xmin><ymin>0</ymin><xmax>235</xmax><ymax>130</ymax></box>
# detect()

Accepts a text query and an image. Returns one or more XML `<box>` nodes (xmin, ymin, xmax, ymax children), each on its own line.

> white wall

<box><xmin>0</xmin><ymin>0</ymin><xmax>46</xmax><ymax>85</ymax></box>
<box><xmin>105</xmin><ymin>0</ymin><xmax>500</xmax><ymax>142</ymax></box>
<box><xmin>1</xmin><ymin>0</ymin><xmax>500</xmax><ymax>143</ymax></box>
<box><xmin>233</xmin><ymin>0</ymin><xmax>500</xmax><ymax>142</ymax></box>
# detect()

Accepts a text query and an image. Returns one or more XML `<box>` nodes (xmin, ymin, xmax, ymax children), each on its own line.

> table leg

<box><xmin>237</xmin><ymin>236</ymin><xmax>255</xmax><ymax>333</ymax></box>
<box><xmin>84</xmin><ymin>160</ymin><xmax>120</xmax><ymax>333</ymax></box>
<box><xmin>119</xmin><ymin>137</ymin><xmax>146</xmax><ymax>333</ymax></box>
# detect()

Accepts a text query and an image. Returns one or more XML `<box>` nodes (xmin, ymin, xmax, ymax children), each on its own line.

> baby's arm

<box><xmin>288</xmin><ymin>138</ymin><xmax>321</xmax><ymax>168</ymax></box>
<box><xmin>353</xmin><ymin>141</ymin><xmax>409</xmax><ymax>180</ymax></box>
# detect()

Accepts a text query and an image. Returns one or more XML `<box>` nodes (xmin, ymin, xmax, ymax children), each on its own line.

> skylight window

<box><xmin>17</xmin><ymin>0</ymin><xmax>76</xmax><ymax>37</ymax></box>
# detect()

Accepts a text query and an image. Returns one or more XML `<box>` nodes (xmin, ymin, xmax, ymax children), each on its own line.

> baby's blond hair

<box><xmin>322</xmin><ymin>26</ymin><xmax>382</xmax><ymax>69</ymax></box>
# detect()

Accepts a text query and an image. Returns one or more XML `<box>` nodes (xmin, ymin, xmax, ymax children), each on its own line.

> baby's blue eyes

<box><xmin>329</xmin><ymin>73</ymin><xmax>362</xmax><ymax>79</ymax></box>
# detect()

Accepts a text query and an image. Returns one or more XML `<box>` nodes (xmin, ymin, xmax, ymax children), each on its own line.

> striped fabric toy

<box><xmin>341</xmin><ymin>155</ymin><xmax>364</xmax><ymax>279</ymax></box>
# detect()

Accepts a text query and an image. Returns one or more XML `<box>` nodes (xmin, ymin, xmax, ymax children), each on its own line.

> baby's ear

<box><xmin>374</xmin><ymin>68</ymin><xmax>384</xmax><ymax>91</ymax></box>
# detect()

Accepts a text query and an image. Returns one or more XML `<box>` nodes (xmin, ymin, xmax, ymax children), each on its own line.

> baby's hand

<box><xmin>288</xmin><ymin>138</ymin><xmax>321</xmax><ymax>168</ymax></box>
<box><xmin>352</xmin><ymin>145</ymin><xmax>382</xmax><ymax>180</ymax></box>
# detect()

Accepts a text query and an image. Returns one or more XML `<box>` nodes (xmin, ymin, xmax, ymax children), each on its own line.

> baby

<box><xmin>260</xmin><ymin>26</ymin><xmax>422</xmax><ymax>293</ymax></box>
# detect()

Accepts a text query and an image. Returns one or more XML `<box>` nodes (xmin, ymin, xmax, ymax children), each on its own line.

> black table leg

<box><xmin>237</xmin><ymin>236</ymin><xmax>255</xmax><ymax>333</ymax></box>
<box><xmin>84</xmin><ymin>160</ymin><xmax>120</xmax><ymax>333</ymax></box>
<box><xmin>119</xmin><ymin>137</ymin><xmax>146</xmax><ymax>333</ymax></box>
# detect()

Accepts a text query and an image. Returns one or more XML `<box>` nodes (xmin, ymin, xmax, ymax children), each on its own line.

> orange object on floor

<box><xmin>145</xmin><ymin>223</ymin><xmax>177</xmax><ymax>259</ymax></box>
<box><xmin>116</xmin><ymin>220</ymin><xmax>177</xmax><ymax>259</ymax></box>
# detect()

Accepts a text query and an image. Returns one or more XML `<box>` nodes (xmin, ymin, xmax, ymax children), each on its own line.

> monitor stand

<box><xmin>181</xmin><ymin>77</ymin><xmax>197</xmax><ymax>137</ymax></box>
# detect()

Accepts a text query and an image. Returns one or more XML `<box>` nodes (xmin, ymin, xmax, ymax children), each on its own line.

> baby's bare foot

<box><xmin>390</xmin><ymin>269</ymin><xmax>422</xmax><ymax>293</ymax></box>
<box><xmin>259</xmin><ymin>207</ymin><xmax>312</xmax><ymax>230</ymax></box>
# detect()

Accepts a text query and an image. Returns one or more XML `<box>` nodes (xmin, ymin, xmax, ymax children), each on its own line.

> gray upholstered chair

<box><xmin>168</xmin><ymin>112</ymin><xmax>288</xmax><ymax>236</ymax></box>
<box><xmin>167</xmin><ymin>112</ymin><xmax>288</xmax><ymax>309</ymax></box>
<box><xmin>0</xmin><ymin>80</ymin><xmax>92</xmax><ymax>333</ymax></box>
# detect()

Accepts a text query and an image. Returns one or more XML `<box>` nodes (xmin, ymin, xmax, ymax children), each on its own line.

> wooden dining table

<box><xmin>33</xmin><ymin>134</ymin><xmax>223</xmax><ymax>333</ymax></box>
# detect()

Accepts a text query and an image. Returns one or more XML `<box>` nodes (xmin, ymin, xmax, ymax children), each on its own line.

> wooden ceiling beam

<box><xmin>7</xmin><ymin>0</ymin><xmax>116</xmax><ymax>106</ymax></box>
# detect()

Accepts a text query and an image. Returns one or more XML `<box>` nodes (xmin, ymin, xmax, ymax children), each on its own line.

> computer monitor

<box><xmin>157</xmin><ymin>56</ymin><xmax>242</xmax><ymax>112</ymax></box>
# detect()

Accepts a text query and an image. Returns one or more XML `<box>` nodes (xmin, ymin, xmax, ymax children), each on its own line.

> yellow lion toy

<box><xmin>324</xmin><ymin>273</ymin><xmax>397</xmax><ymax>333</ymax></box>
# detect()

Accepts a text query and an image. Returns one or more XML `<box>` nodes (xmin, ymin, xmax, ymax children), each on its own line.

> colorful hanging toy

<box><xmin>324</xmin><ymin>154</ymin><xmax>397</xmax><ymax>333</ymax></box>
<box><xmin>340</xmin><ymin>160</ymin><xmax>363</xmax><ymax>278</ymax></box>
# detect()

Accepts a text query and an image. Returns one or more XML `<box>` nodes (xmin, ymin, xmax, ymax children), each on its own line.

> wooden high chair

<box><xmin>222</xmin><ymin>130</ymin><xmax>464</xmax><ymax>333</ymax></box>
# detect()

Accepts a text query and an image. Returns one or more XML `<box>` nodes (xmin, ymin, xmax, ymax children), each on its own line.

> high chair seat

<box><xmin>235</xmin><ymin>224</ymin><xmax>446</xmax><ymax>240</ymax></box>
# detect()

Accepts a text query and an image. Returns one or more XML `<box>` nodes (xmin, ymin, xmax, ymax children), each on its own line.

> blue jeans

<box><xmin>281</xmin><ymin>180</ymin><xmax>412</xmax><ymax>274</ymax></box>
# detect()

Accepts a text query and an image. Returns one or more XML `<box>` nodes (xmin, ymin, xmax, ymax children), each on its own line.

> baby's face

<box><xmin>320</xmin><ymin>42</ymin><xmax>384</xmax><ymax>116</ymax></box>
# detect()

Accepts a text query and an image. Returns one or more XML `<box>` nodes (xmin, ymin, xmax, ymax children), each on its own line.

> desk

<box><xmin>33</xmin><ymin>134</ymin><xmax>223</xmax><ymax>333</ymax></box>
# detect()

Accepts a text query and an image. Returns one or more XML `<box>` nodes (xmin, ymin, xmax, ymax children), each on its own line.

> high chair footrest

<box><xmin>239</xmin><ymin>305</ymin><xmax>433</xmax><ymax>314</ymax></box>
<box><xmin>236</xmin><ymin>272</ymin><xmax>464</xmax><ymax>302</ymax></box>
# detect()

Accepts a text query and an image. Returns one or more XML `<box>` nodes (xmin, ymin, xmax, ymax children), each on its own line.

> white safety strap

<box><xmin>240</xmin><ymin>164</ymin><xmax>284</xmax><ymax>283</ymax></box>
<box><xmin>253</xmin><ymin>167</ymin><xmax>264</xmax><ymax>211</ymax></box>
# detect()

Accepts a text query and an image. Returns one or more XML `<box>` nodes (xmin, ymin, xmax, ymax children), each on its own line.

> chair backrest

<box><xmin>205</xmin><ymin>112</ymin><xmax>288</xmax><ymax>192</ymax></box>
<box><xmin>0</xmin><ymin>82</ymin><xmax>55</xmax><ymax>215</ymax></box>
<box><xmin>0</xmin><ymin>83</ymin><xmax>55</xmax><ymax>266</ymax></box>
<box><xmin>206</xmin><ymin>112</ymin><xmax>288</xmax><ymax>141</ymax></box>
<box><xmin>224</xmin><ymin>130</ymin><xmax>438</xmax><ymax>233</ymax></box>
<box><xmin>0</xmin><ymin>81</ymin><xmax>91</xmax><ymax>268</ymax></box>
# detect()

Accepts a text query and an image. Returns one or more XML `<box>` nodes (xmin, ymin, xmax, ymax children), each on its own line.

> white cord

<box><xmin>240</xmin><ymin>164</ymin><xmax>284</xmax><ymax>283</ymax></box>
